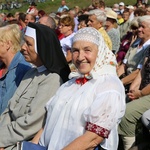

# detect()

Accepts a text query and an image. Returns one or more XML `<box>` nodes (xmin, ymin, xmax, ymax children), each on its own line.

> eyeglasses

<box><xmin>59</xmin><ymin>24</ymin><xmax>69</xmax><ymax>28</ymax></box>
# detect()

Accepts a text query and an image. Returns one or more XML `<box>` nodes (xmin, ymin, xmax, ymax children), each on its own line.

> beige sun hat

<box><xmin>106</xmin><ymin>9</ymin><xmax>117</xmax><ymax>21</ymax></box>
<box><xmin>127</xmin><ymin>5</ymin><xmax>134</xmax><ymax>10</ymax></box>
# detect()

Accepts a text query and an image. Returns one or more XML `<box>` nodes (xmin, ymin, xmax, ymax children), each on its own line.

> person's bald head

<box><xmin>38</xmin><ymin>15</ymin><xmax>56</xmax><ymax>29</ymax></box>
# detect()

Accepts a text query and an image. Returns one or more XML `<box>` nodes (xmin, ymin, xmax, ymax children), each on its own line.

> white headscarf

<box><xmin>69</xmin><ymin>27</ymin><xmax>117</xmax><ymax>79</ymax></box>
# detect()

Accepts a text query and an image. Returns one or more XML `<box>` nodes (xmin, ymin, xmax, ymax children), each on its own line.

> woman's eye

<box><xmin>85</xmin><ymin>49</ymin><xmax>90</xmax><ymax>52</ymax></box>
<box><xmin>72</xmin><ymin>49</ymin><xmax>79</xmax><ymax>53</ymax></box>
<box><xmin>27</xmin><ymin>42</ymin><xmax>31</xmax><ymax>46</ymax></box>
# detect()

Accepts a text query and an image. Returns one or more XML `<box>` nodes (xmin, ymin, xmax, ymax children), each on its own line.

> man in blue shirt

<box><xmin>57</xmin><ymin>0</ymin><xmax>69</xmax><ymax>13</ymax></box>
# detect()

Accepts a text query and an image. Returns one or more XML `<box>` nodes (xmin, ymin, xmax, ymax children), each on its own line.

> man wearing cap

<box><xmin>105</xmin><ymin>9</ymin><xmax>120</xmax><ymax>54</ymax></box>
<box><xmin>127</xmin><ymin>5</ymin><xmax>135</xmax><ymax>21</ymax></box>
<box><xmin>119</xmin><ymin>2</ymin><xmax>125</xmax><ymax>14</ymax></box>
<box><xmin>26</xmin><ymin>2</ymin><xmax>38</xmax><ymax>16</ymax></box>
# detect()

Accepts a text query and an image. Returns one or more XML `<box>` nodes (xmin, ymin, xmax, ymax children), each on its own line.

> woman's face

<box><xmin>21</xmin><ymin>36</ymin><xmax>41</xmax><ymax>65</ymax></box>
<box><xmin>59</xmin><ymin>23</ymin><xmax>72</xmax><ymax>35</ymax></box>
<box><xmin>105</xmin><ymin>18</ymin><xmax>112</xmax><ymax>30</ymax></box>
<box><xmin>72</xmin><ymin>40</ymin><xmax>98</xmax><ymax>75</ymax></box>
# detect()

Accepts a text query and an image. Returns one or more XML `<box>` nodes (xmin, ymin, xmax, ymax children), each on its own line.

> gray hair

<box><xmin>138</xmin><ymin>15</ymin><xmax>150</xmax><ymax>28</ymax></box>
<box><xmin>47</xmin><ymin>16</ymin><xmax>56</xmax><ymax>29</ymax></box>
<box><xmin>88</xmin><ymin>9</ymin><xmax>106</xmax><ymax>25</ymax></box>
<box><xmin>41</xmin><ymin>15</ymin><xmax>56</xmax><ymax>29</ymax></box>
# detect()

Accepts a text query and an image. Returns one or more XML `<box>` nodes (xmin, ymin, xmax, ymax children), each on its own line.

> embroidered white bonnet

<box><xmin>73</xmin><ymin>27</ymin><xmax>100</xmax><ymax>46</ymax></box>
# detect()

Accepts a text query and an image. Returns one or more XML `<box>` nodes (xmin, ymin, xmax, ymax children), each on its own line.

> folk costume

<box><xmin>39</xmin><ymin>27</ymin><xmax>126</xmax><ymax>150</ymax></box>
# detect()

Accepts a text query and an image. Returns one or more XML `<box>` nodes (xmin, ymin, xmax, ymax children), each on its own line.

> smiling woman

<box><xmin>72</xmin><ymin>41</ymin><xmax>98</xmax><ymax>74</ymax></box>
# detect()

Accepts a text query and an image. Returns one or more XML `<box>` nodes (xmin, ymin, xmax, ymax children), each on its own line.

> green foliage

<box><xmin>1</xmin><ymin>0</ymin><xmax>138</xmax><ymax>14</ymax></box>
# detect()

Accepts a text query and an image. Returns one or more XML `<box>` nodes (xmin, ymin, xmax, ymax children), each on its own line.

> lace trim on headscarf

<box><xmin>70</xmin><ymin>27</ymin><xmax>117</xmax><ymax>80</ymax></box>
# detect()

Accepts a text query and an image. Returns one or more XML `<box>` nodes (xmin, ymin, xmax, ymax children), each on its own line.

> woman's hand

<box><xmin>130</xmin><ymin>35</ymin><xmax>137</xmax><ymax>46</ymax></box>
<box><xmin>127</xmin><ymin>90</ymin><xmax>141</xmax><ymax>100</ymax></box>
<box><xmin>0</xmin><ymin>148</ymin><xmax>4</xmax><ymax>150</ymax></box>
<box><xmin>31</xmin><ymin>128</ymin><xmax>44</xmax><ymax>144</ymax></box>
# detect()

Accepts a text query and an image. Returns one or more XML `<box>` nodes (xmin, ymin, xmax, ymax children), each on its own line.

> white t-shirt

<box><xmin>60</xmin><ymin>33</ymin><xmax>75</xmax><ymax>57</ymax></box>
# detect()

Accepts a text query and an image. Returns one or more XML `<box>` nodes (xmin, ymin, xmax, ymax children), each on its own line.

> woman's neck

<box><xmin>1</xmin><ymin>53</ymin><xmax>15</xmax><ymax>69</ymax></box>
<box><xmin>32</xmin><ymin>57</ymin><xmax>43</xmax><ymax>67</ymax></box>
<box><xmin>64</xmin><ymin>30</ymin><xmax>73</xmax><ymax>37</ymax></box>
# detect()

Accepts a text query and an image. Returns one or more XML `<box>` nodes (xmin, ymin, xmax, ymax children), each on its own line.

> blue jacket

<box><xmin>0</xmin><ymin>51</ymin><xmax>31</xmax><ymax>114</ymax></box>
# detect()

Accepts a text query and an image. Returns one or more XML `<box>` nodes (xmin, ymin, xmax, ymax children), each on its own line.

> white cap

<box><xmin>119</xmin><ymin>2</ymin><xmax>125</xmax><ymax>6</ymax></box>
<box><xmin>127</xmin><ymin>5</ymin><xmax>134</xmax><ymax>10</ymax></box>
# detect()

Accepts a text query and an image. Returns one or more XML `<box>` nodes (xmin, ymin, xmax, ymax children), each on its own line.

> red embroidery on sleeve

<box><xmin>86</xmin><ymin>122</ymin><xmax>110</xmax><ymax>138</ymax></box>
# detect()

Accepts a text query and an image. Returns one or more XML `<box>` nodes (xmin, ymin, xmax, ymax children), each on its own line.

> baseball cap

<box><xmin>119</xmin><ymin>2</ymin><xmax>125</xmax><ymax>6</ymax></box>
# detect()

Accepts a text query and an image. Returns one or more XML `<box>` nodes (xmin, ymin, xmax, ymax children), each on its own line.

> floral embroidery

<box><xmin>86</xmin><ymin>122</ymin><xmax>110</xmax><ymax>138</ymax></box>
<box><xmin>110</xmin><ymin>61</ymin><xmax>116</xmax><ymax>66</ymax></box>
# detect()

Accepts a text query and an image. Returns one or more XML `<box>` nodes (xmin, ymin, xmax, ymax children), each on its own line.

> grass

<box><xmin>0</xmin><ymin>0</ymin><xmax>138</xmax><ymax>14</ymax></box>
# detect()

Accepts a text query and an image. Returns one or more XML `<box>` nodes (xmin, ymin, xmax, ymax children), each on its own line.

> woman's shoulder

<box><xmin>95</xmin><ymin>75</ymin><xmax>124</xmax><ymax>93</ymax></box>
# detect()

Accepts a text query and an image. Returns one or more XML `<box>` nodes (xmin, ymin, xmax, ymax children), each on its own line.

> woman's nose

<box><xmin>78</xmin><ymin>51</ymin><xmax>85</xmax><ymax>61</ymax></box>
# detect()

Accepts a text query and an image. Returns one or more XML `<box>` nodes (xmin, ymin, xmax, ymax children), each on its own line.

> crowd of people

<box><xmin>0</xmin><ymin>0</ymin><xmax>150</xmax><ymax>150</ymax></box>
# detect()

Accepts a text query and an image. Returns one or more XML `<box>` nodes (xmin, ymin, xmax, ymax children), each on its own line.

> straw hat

<box><xmin>106</xmin><ymin>9</ymin><xmax>117</xmax><ymax>21</ymax></box>
<box><xmin>127</xmin><ymin>5</ymin><xmax>134</xmax><ymax>10</ymax></box>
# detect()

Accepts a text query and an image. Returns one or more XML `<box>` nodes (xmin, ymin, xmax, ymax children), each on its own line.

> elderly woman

<box><xmin>116</xmin><ymin>17</ymin><xmax>140</xmax><ymax>65</ymax></box>
<box><xmin>0</xmin><ymin>23</ymin><xmax>70</xmax><ymax>150</ymax></box>
<box><xmin>32</xmin><ymin>27</ymin><xmax>125</xmax><ymax>150</ymax></box>
<box><xmin>0</xmin><ymin>24</ymin><xmax>31</xmax><ymax>115</ymax></box>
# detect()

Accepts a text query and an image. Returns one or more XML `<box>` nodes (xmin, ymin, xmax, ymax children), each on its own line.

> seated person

<box><xmin>0</xmin><ymin>24</ymin><xmax>31</xmax><ymax>114</ymax></box>
<box><xmin>117</xmin><ymin>15</ymin><xmax>150</xmax><ymax>93</ymax></box>
<box><xmin>142</xmin><ymin>109</ymin><xmax>150</xmax><ymax>130</ymax></box>
<box><xmin>118</xmin><ymin>46</ymin><xmax>150</xmax><ymax>150</ymax></box>
<box><xmin>77</xmin><ymin>14</ymin><xmax>89</xmax><ymax>29</ymax></box>
<box><xmin>59</xmin><ymin>15</ymin><xmax>75</xmax><ymax>63</ymax></box>
<box><xmin>105</xmin><ymin>9</ymin><xmax>120</xmax><ymax>54</ymax></box>
<box><xmin>32</xmin><ymin>27</ymin><xmax>125</xmax><ymax>150</ymax></box>
<box><xmin>0</xmin><ymin>23</ymin><xmax>70</xmax><ymax>150</ymax></box>
<box><xmin>116</xmin><ymin>17</ymin><xmax>140</xmax><ymax>65</ymax></box>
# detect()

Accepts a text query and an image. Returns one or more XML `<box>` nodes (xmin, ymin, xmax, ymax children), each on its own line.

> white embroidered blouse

<box><xmin>39</xmin><ymin>73</ymin><xmax>125</xmax><ymax>150</ymax></box>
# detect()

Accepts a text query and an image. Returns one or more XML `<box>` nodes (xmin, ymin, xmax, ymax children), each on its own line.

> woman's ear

<box><xmin>6</xmin><ymin>41</ymin><xmax>12</xmax><ymax>51</ymax></box>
